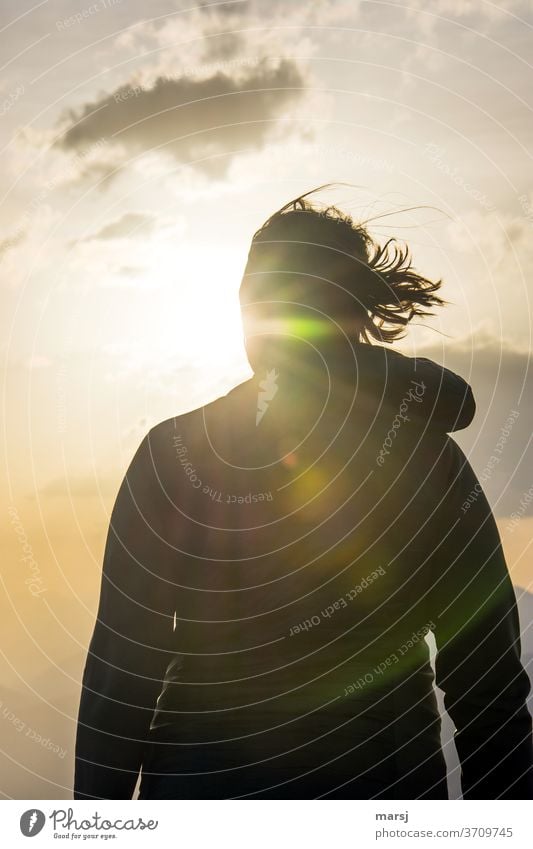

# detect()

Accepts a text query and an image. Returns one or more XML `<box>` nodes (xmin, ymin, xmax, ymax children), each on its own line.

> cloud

<box><xmin>54</xmin><ymin>59</ymin><xmax>306</xmax><ymax>179</ymax></box>
<box><xmin>198</xmin><ymin>0</ymin><xmax>249</xmax><ymax>15</ymax></box>
<box><xmin>0</xmin><ymin>206</ymin><xmax>60</xmax><ymax>288</ymax></box>
<box><xmin>0</xmin><ymin>228</ymin><xmax>26</xmax><ymax>260</ymax></box>
<box><xmin>113</xmin><ymin>0</ymin><xmax>354</xmax><ymax>59</ymax></box>
<box><xmin>447</xmin><ymin>208</ymin><xmax>533</xmax><ymax>266</ymax></box>
<box><xmin>394</xmin><ymin>0</ymin><xmax>531</xmax><ymax>36</ymax></box>
<box><xmin>81</xmin><ymin>212</ymin><xmax>157</xmax><ymax>242</ymax></box>
<box><xmin>418</xmin><ymin>0</ymin><xmax>528</xmax><ymax>18</ymax></box>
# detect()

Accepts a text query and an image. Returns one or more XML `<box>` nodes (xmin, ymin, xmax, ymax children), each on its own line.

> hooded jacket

<box><xmin>73</xmin><ymin>344</ymin><xmax>532</xmax><ymax>800</ymax></box>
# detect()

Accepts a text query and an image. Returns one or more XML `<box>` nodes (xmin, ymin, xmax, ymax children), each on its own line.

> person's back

<box><xmin>142</xmin><ymin>358</ymin><xmax>453</xmax><ymax>799</ymax></box>
<box><xmin>74</xmin><ymin>188</ymin><xmax>533</xmax><ymax>799</ymax></box>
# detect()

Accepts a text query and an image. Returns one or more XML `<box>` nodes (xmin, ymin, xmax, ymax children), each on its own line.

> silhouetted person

<box><xmin>74</xmin><ymin>189</ymin><xmax>533</xmax><ymax>800</ymax></box>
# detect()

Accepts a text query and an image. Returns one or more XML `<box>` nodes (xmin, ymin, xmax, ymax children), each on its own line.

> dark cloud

<box><xmin>55</xmin><ymin>59</ymin><xmax>306</xmax><ymax>178</ymax></box>
<box><xmin>202</xmin><ymin>30</ymin><xmax>245</xmax><ymax>61</ymax></box>
<box><xmin>81</xmin><ymin>212</ymin><xmax>156</xmax><ymax>242</ymax></box>
<box><xmin>198</xmin><ymin>0</ymin><xmax>250</xmax><ymax>15</ymax></box>
<box><xmin>418</xmin><ymin>335</ymin><xmax>532</xmax><ymax>517</ymax></box>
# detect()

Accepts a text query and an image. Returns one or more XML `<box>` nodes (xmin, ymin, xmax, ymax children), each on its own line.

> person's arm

<box><xmin>429</xmin><ymin>439</ymin><xmax>533</xmax><ymax>798</ymax></box>
<box><xmin>74</xmin><ymin>430</ymin><xmax>175</xmax><ymax>800</ymax></box>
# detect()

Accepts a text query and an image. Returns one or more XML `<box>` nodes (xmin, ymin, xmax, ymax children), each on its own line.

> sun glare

<box><xmin>136</xmin><ymin>241</ymin><xmax>248</xmax><ymax>371</ymax></box>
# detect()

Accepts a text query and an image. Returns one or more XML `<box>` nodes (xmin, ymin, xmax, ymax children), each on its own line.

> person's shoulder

<box><xmin>351</xmin><ymin>341</ymin><xmax>409</xmax><ymax>374</ymax></box>
<box><xmin>146</xmin><ymin>406</ymin><xmax>203</xmax><ymax>448</ymax></box>
<box><xmin>146</xmin><ymin>376</ymin><xmax>257</xmax><ymax>447</ymax></box>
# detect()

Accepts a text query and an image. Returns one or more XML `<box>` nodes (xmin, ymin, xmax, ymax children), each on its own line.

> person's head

<box><xmin>239</xmin><ymin>186</ymin><xmax>445</xmax><ymax>371</ymax></box>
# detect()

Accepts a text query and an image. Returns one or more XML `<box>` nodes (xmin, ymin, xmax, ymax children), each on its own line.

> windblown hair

<box><xmin>240</xmin><ymin>186</ymin><xmax>445</xmax><ymax>343</ymax></box>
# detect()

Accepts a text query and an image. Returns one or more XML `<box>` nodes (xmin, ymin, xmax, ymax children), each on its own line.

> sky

<box><xmin>1</xmin><ymin>0</ymin><xmax>532</xmax><ymax>798</ymax></box>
